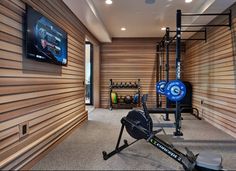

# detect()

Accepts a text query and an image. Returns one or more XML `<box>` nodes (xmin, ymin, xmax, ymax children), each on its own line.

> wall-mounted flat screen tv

<box><xmin>25</xmin><ymin>6</ymin><xmax>68</xmax><ymax>66</ymax></box>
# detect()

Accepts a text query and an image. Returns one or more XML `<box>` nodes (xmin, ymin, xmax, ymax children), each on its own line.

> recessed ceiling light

<box><xmin>185</xmin><ymin>0</ymin><xmax>192</xmax><ymax>3</ymax></box>
<box><xmin>105</xmin><ymin>0</ymin><xmax>112</xmax><ymax>5</ymax></box>
<box><xmin>161</xmin><ymin>27</ymin><xmax>166</xmax><ymax>31</ymax></box>
<box><xmin>121</xmin><ymin>27</ymin><xmax>126</xmax><ymax>31</ymax></box>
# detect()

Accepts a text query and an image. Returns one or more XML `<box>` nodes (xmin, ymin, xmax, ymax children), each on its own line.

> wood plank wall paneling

<box><xmin>100</xmin><ymin>38</ymin><xmax>159</xmax><ymax>108</ymax></box>
<box><xmin>0</xmin><ymin>0</ymin><xmax>98</xmax><ymax>169</ymax></box>
<box><xmin>182</xmin><ymin>5</ymin><xmax>236</xmax><ymax>138</ymax></box>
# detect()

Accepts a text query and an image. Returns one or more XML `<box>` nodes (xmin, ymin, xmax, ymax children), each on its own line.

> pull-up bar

<box><xmin>181</xmin><ymin>10</ymin><xmax>232</xmax><ymax>29</ymax></box>
<box><xmin>169</xmin><ymin>29</ymin><xmax>206</xmax><ymax>33</ymax></box>
<box><xmin>169</xmin><ymin>28</ymin><xmax>207</xmax><ymax>42</ymax></box>
<box><xmin>182</xmin><ymin>24</ymin><xmax>230</xmax><ymax>27</ymax></box>
<box><xmin>158</xmin><ymin>27</ymin><xmax>208</xmax><ymax>48</ymax></box>
<box><xmin>182</xmin><ymin>11</ymin><xmax>231</xmax><ymax>16</ymax></box>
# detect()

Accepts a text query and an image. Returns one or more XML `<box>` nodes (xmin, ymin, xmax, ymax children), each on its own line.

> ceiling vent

<box><xmin>145</xmin><ymin>0</ymin><xmax>156</xmax><ymax>4</ymax></box>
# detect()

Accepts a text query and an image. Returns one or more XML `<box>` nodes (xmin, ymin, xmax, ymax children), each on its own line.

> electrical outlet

<box><xmin>19</xmin><ymin>122</ymin><xmax>29</xmax><ymax>139</ymax></box>
<box><xmin>201</xmin><ymin>100</ymin><xmax>204</xmax><ymax>105</ymax></box>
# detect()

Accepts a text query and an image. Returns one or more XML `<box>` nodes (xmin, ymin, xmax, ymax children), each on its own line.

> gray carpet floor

<box><xmin>32</xmin><ymin>108</ymin><xmax>236</xmax><ymax>170</ymax></box>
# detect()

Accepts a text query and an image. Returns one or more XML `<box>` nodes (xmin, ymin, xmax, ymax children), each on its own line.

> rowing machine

<box><xmin>102</xmin><ymin>94</ymin><xmax>223</xmax><ymax>171</ymax></box>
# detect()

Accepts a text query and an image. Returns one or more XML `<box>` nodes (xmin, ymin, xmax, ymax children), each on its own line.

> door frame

<box><xmin>85</xmin><ymin>41</ymin><xmax>93</xmax><ymax>105</ymax></box>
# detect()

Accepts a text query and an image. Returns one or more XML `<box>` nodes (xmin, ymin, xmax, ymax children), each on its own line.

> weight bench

<box><xmin>147</xmin><ymin>106</ymin><xmax>201</xmax><ymax>130</ymax></box>
<box><xmin>148</xmin><ymin>106</ymin><xmax>201</xmax><ymax>120</ymax></box>
<box><xmin>148</xmin><ymin>108</ymin><xmax>176</xmax><ymax>113</ymax></box>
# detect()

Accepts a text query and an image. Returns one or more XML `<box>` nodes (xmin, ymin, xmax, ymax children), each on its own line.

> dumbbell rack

<box><xmin>109</xmin><ymin>79</ymin><xmax>141</xmax><ymax>110</ymax></box>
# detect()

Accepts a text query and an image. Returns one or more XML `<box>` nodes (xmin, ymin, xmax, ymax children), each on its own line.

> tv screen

<box><xmin>25</xmin><ymin>6</ymin><xmax>68</xmax><ymax>66</ymax></box>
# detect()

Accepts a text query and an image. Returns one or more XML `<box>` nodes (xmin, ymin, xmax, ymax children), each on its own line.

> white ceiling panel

<box><xmin>64</xmin><ymin>0</ymin><xmax>236</xmax><ymax>42</ymax></box>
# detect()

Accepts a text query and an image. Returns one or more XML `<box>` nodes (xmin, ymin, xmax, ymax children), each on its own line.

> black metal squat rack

<box><xmin>155</xmin><ymin>9</ymin><xmax>232</xmax><ymax>136</ymax></box>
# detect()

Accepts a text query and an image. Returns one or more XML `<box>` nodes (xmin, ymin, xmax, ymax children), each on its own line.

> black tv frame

<box><xmin>25</xmin><ymin>5</ymin><xmax>68</xmax><ymax>66</ymax></box>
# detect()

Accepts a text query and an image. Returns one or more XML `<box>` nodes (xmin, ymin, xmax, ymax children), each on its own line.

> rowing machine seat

<box><xmin>196</xmin><ymin>152</ymin><xmax>222</xmax><ymax>171</ymax></box>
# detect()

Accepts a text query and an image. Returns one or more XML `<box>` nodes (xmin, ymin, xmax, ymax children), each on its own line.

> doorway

<box><xmin>85</xmin><ymin>42</ymin><xmax>93</xmax><ymax>105</ymax></box>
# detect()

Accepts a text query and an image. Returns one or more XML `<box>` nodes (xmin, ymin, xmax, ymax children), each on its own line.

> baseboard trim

<box><xmin>19</xmin><ymin>114</ymin><xmax>88</xmax><ymax>170</ymax></box>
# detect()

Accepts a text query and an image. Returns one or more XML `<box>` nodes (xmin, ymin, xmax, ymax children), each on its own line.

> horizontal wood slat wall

<box><xmin>182</xmin><ymin>6</ymin><xmax>236</xmax><ymax>138</ymax></box>
<box><xmin>0</xmin><ymin>0</ymin><xmax>98</xmax><ymax>169</ymax></box>
<box><xmin>100</xmin><ymin>38</ymin><xmax>160</xmax><ymax>108</ymax></box>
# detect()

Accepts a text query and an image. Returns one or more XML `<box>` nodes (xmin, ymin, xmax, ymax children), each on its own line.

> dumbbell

<box><xmin>128</xmin><ymin>82</ymin><xmax>132</xmax><ymax>88</ymax></box>
<box><xmin>120</xmin><ymin>82</ymin><xmax>123</xmax><ymax>88</ymax></box>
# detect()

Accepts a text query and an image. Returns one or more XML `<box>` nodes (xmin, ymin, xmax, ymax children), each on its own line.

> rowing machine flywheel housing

<box><xmin>124</xmin><ymin>110</ymin><xmax>153</xmax><ymax>140</ymax></box>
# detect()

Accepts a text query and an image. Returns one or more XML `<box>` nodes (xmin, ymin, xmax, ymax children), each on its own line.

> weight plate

<box><xmin>165</xmin><ymin>80</ymin><xmax>186</xmax><ymax>102</ymax></box>
<box><xmin>156</xmin><ymin>80</ymin><xmax>167</xmax><ymax>95</ymax></box>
